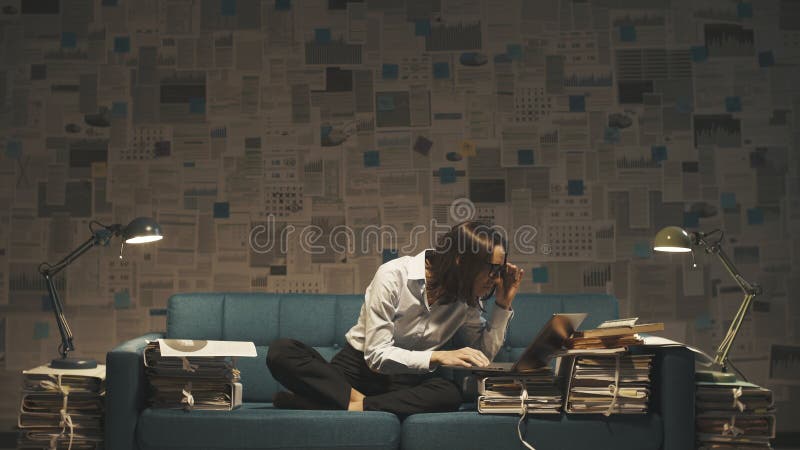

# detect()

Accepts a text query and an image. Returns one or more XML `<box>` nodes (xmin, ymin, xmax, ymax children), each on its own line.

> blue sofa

<box><xmin>106</xmin><ymin>292</ymin><xmax>695</xmax><ymax>450</ymax></box>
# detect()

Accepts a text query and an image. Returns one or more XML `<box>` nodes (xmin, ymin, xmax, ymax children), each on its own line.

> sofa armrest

<box><xmin>648</xmin><ymin>346</ymin><xmax>695</xmax><ymax>450</ymax></box>
<box><xmin>105</xmin><ymin>332</ymin><xmax>164</xmax><ymax>450</ymax></box>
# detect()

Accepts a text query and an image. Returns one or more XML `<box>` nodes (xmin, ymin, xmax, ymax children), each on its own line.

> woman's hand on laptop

<box><xmin>431</xmin><ymin>348</ymin><xmax>490</xmax><ymax>367</ymax></box>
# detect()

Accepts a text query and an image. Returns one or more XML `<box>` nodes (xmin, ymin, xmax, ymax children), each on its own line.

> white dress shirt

<box><xmin>344</xmin><ymin>248</ymin><xmax>515</xmax><ymax>374</ymax></box>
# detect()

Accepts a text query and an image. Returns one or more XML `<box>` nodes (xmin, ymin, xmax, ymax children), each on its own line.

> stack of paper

<box><xmin>477</xmin><ymin>370</ymin><xmax>563</xmax><ymax>414</ymax></box>
<box><xmin>566</xmin><ymin>318</ymin><xmax>664</xmax><ymax>349</ymax></box>
<box><xmin>696</xmin><ymin>380</ymin><xmax>776</xmax><ymax>449</ymax></box>
<box><xmin>17</xmin><ymin>364</ymin><xmax>106</xmax><ymax>449</ymax></box>
<box><xmin>565</xmin><ymin>352</ymin><xmax>654</xmax><ymax>414</ymax></box>
<box><xmin>144</xmin><ymin>339</ymin><xmax>256</xmax><ymax>411</ymax></box>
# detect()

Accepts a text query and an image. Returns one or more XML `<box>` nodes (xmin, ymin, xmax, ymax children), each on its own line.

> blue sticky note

<box><xmin>506</xmin><ymin>44</ymin><xmax>522</xmax><ymax>60</ymax></box>
<box><xmin>61</xmin><ymin>32</ymin><xmax>77</xmax><ymax>48</ymax></box>
<box><xmin>6</xmin><ymin>140</ymin><xmax>22</xmax><ymax>159</ymax></box>
<box><xmin>415</xmin><ymin>20</ymin><xmax>431</xmax><ymax>36</ymax></box>
<box><xmin>114</xmin><ymin>290</ymin><xmax>132</xmax><ymax>309</ymax></box>
<box><xmin>747</xmin><ymin>208</ymin><xmax>764</xmax><ymax>225</ymax></box>
<box><xmin>633</xmin><ymin>242</ymin><xmax>652</xmax><ymax>259</ymax></box>
<box><xmin>376</xmin><ymin>94</ymin><xmax>395</xmax><ymax>111</ymax></box>
<box><xmin>33</xmin><ymin>322</ymin><xmax>50</xmax><ymax>340</ymax></box>
<box><xmin>691</xmin><ymin>45</ymin><xmax>708</xmax><ymax>63</ymax></box>
<box><xmin>315</xmin><ymin>28</ymin><xmax>331</xmax><ymax>44</ymax></box>
<box><xmin>433</xmin><ymin>62</ymin><xmax>450</xmax><ymax>79</ymax></box>
<box><xmin>676</xmin><ymin>96</ymin><xmax>692</xmax><ymax>113</ymax></box>
<box><xmin>604</xmin><ymin>126</ymin><xmax>620</xmax><ymax>143</ymax></box>
<box><xmin>382</xmin><ymin>63</ymin><xmax>399</xmax><ymax>80</ymax></box>
<box><xmin>619</xmin><ymin>25</ymin><xmax>636</xmax><ymax>42</ymax></box>
<box><xmin>651</xmin><ymin>145</ymin><xmax>668</xmax><ymax>163</ymax></box>
<box><xmin>758</xmin><ymin>51</ymin><xmax>774</xmax><ymax>67</ymax></box>
<box><xmin>363</xmin><ymin>150</ymin><xmax>380</xmax><ymax>167</ymax></box>
<box><xmin>111</xmin><ymin>102</ymin><xmax>127</xmax><ymax>118</ymax></box>
<box><xmin>440</xmin><ymin>167</ymin><xmax>456</xmax><ymax>184</ymax></box>
<box><xmin>725</xmin><ymin>96</ymin><xmax>742</xmax><ymax>112</ymax></box>
<box><xmin>683</xmin><ymin>212</ymin><xmax>700</xmax><ymax>228</ymax></box>
<box><xmin>532</xmin><ymin>267</ymin><xmax>549</xmax><ymax>283</ymax></box>
<box><xmin>382</xmin><ymin>248</ymin><xmax>398</xmax><ymax>263</ymax></box>
<box><xmin>695</xmin><ymin>313</ymin><xmax>713</xmax><ymax>330</ymax></box>
<box><xmin>517</xmin><ymin>149</ymin><xmax>534</xmax><ymax>165</ymax></box>
<box><xmin>720</xmin><ymin>192</ymin><xmax>737</xmax><ymax>209</ymax></box>
<box><xmin>275</xmin><ymin>0</ymin><xmax>290</xmax><ymax>9</ymax></box>
<box><xmin>114</xmin><ymin>36</ymin><xmax>130</xmax><ymax>53</ymax></box>
<box><xmin>737</xmin><ymin>3</ymin><xmax>753</xmax><ymax>18</ymax></box>
<box><xmin>569</xmin><ymin>95</ymin><xmax>585</xmax><ymax>112</ymax></box>
<box><xmin>189</xmin><ymin>97</ymin><xmax>205</xmax><ymax>114</ymax></box>
<box><xmin>221</xmin><ymin>0</ymin><xmax>236</xmax><ymax>15</ymax></box>
<box><xmin>213</xmin><ymin>202</ymin><xmax>230</xmax><ymax>218</ymax></box>
<box><xmin>567</xmin><ymin>179</ymin><xmax>584</xmax><ymax>196</ymax></box>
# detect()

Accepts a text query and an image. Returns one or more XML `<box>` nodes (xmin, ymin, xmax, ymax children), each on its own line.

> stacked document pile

<box><xmin>565</xmin><ymin>352</ymin><xmax>654</xmax><ymax>414</ymax></box>
<box><xmin>566</xmin><ymin>317</ymin><xmax>664</xmax><ymax>350</ymax></box>
<box><xmin>144</xmin><ymin>339</ymin><xmax>256</xmax><ymax>411</ymax></box>
<box><xmin>477</xmin><ymin>370</ymin><xmax>562</xmax><ymax>414</ymax></box>
<box><xmin>696</xmin><ymin>380</ymin><xmax>776</xmax><ymax>449</ymax></box>
<box><xmin>17</xmin><ymin>364</ymin><xmax>106</xmax><ymax>449</ymax></box>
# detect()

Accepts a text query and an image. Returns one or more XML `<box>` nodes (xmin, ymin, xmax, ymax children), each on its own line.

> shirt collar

<box><xmin>407</xmin><ymin>248</ymin><xmax>434</xmax><ymax>281</ymax></box>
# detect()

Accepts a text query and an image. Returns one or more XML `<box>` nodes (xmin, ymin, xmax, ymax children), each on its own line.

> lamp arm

<box><xmin>695</xmin><ymin>236</ymin><xmax>762</xmax><ymax>296</ymax></box>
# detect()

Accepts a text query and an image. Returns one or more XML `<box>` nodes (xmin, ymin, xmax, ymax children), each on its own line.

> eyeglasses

<box><xmin>487</xmin><ymin>253</ymin><xmax>507</xmax><ymax>278</ymax></box>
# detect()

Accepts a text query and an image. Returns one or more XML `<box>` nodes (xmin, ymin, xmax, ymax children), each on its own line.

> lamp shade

<box><xmin>653</xmin><ymin>226</ymin><xmax>693</xmax><ymax>252</ymax></box>
<box><xmin>122</xmin><ymin>217</ymin><xmax>164</xmax><ymax>244</ymax></box>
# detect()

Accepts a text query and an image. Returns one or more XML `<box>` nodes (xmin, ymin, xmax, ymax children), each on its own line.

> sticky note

<box><xmin>149</xmin><ymin>308</ymin><xmax>168</xmax><ymax>316</ymax></box>
<box><xmin>633</xmin><ymin>242</ymin><xmax>651</xmax><ymax>258</ymax></box>
<box><xmin>518</xmin><ymin>149</ymin><xmax>534</xmax><ymax>165</ymax></box>
<box><xmin>695</xmin><ymin>313</ymin><xmax>713</xmax><ymax>330</ymax></box>
<box><xmin>651</xmin><ymin>145</ymin><xmax>667</xmax><ymax>163</ymax></box>
<box><xmin>747</xmin><ymin>208</ymin><xmax>764</xmax><ymax>225</ymax></box>
<box><xmin>506</xmin><ymin>44</ymin><xmax>522</xmax><ymax>60</ymax></box>
<box><xmin>413</xmin><ymin>136</ymin><xmax>433</xmax><ymax>155</ymax></box>
<box><xmin>189</xmin><ymin>97</ymin><xmax>205</xmax><ymax>114</ymax></box>
<box><xmin>619</xmin><ymin>25</ymin><xmax>636</xmax><ymax>42</ymax></box>
<box><xmin>725</xmin><ymin>96</ymin><xmax>742</xmax><ymax>112</ymax></box>
<box><xmin>33</xmin><ymin>322</ymin><xmax>50</xmax><ymax>340</ymax></box>
<box><xmin>691</xmin><ymin>45</ymin><xmax>708</xmax><ymax>63</ymax></box>
<box><xmin>382</xmin><ymin>248</ymin><xmax>398</xmax><ymax>263</ymax></box>
<box><xmin>363</xmin><ymin>150</ymin><xmax>380</xmax><ymax>167</ymax></box>
<box><xmin>433</xmin><ymin>62</ymin><xmax>450</xmax><ymax>79</ymax></box>
<box><xmin>532</xmin><ymin>267</ymin><xmax>548</xmax><ymax>283</ymax></box>
<box><xmin>720</xmin><ymin>192</ymin><xmax>736</xmax><ymax>209</ymax></box>
<box><xmin>758</xmin><ymin>51</ymin><xmax>774</xmax><ymax>67</ymax></box>
<box><xmin>676</xmin><ymin>96</ymin><xmax>692</xmax><ymax>113</ymax></box>
<box><xmin>6</xmin><ymin>140</ymin><xmax>22</xmax><ymax>159</ymax></box>
<box><xmin>376</xmin><ymin>94</ymin><xmax>395</xmax><ymax>111</ymax></box>
<box><xmin>567</xmin><ymin>179</ymin><xmax>584</xmax><ymax>196</ymax></box>
<box><xmin>440</xmin><ymin>167</ymin><xmax>456</xmax><ymax>184</ymax></box>
<box><xmin>604</xmin><ymin>126</ymin><xmax>620</xmax><ymax>143</ymax></box>
<box><xmin>114</xmin><ymin>290</ymin><xmax>132</xmax><ymax>309</ymax></box>
<box><xmin>683</xmin><ymin>211</ymin><xmax>700</xmax><ymax>228</ymax></box>
<box><xmin>61</xmin><ymin>32</ymin><xmax>77</xmax><ymax>48</ymax></box>
<box><xmin>569</xmin><ymin>95</ymin><xmax>585</xmax><ymax>112</ymax></box>
<box><xmin>382</xmin><ymin>63</ymin><xmax>399</xmax><ymax>80</ymax></box>
<box><xmin>737</xmin><ymin>3</ymin><xmax>753</xmax><ymax>18</ymax></box>
<box><xmin>315</xmin><ymin>28</ymin><xmax>331</xmax><ymax>44</ymax></box>
<box><xmin>221</xmin><ymin>0</ymin><xmax>236</xmax><ymax>16</ymax></box>
<box><xmin>111</xmin><ymin>102</ymin><xmax>127</xmax><ymax>118</ymax></box>
<box><xmin>320</xmin><ymin>125</ymin><xmax>332</xmax><ymax>141</ymax></box>
<box><xmin>415</xmin><ymin>20</ymin><xmax>431</xmax><ymax>36</ymax></box>
<box><xmin>114</xmin><ymin>36</ymin><xmax>130</xmax><ymax>53</ymax></box>
<box><xmin>213</xmin><ymin>202</ymin><xmax>230</xmax><ymax>218</ymax></box>
<box><xmin>459</xmin><ymin>140</ymin><xmax>476</xmax><ymax>157</ymax></box>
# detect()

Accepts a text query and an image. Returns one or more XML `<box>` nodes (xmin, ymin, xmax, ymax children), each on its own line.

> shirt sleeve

<box><xmin>453</xmin><ymin>301</ymin><xmax>514</xmax><ymax>362</ymax></box>
<box><xmin>362</xmin><ymin>265</ymin><xmax>435</xmax><ymax>374</ymax></box>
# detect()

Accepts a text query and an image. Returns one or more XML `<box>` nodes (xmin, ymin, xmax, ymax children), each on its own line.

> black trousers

<box><xmin>266</xmin><ymin>338</ymin><xmax>463</xmax><ymax>418</ymax></box>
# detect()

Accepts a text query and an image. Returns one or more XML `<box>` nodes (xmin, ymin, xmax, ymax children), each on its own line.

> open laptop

<box><xmin>441</xmin><ymin>313</ymin><xmax>587</xmax><ymax>373</ymax></box>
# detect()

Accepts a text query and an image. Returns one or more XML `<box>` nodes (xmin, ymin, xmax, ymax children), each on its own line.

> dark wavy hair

<box><xmin>425</xmin><ymin>220</ymin><xmax>508</xmax><ymax>310</ymax></box>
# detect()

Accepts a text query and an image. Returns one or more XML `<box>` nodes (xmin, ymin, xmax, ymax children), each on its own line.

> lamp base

<box><xmin>49</xmin><ymin>357</ymin><xmax>98</xmax><ymax>370</ymax></box>
<box><xmin>695</xmin><ymin>369</ymin><xmax>738</xmax><ymax>383</ymax></box>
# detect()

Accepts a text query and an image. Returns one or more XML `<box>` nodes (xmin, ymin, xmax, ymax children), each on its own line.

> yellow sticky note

<box><xmin>459</xmin><ymin>140</ymin><xmax>476</xmax><ymax>157</ymax></box>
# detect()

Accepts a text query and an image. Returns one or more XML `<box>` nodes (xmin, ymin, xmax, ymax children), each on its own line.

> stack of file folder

<box><xmin>144</xmin><ymin>339</ymin><xmax>254</xmax><ymax>411</ymax></box>
<box><xmin>696</xmin><ymin>380</ymin><xmax>776</xmax><ymax>449</ymax></box>
<box><xmin>477</xmin><ymin>369</ymin><xmax>563</xmax><ymax>414</ymax></box>
<box><xmin>566</xmin><ymin>318</ymin><xmax>664</xmax><ymax>350</ymax></box>
<box><xmin>17</xmin><ymin>364</ymin><xmax>106</xmax><ymax>449</ymax></box>
<box><xmin>564</xmin><ymin>352</ymin><xmax>654</xmax><ymax>414</ymax></box>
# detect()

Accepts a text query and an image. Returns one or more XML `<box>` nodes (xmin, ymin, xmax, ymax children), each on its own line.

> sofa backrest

<box><xmin>165</xmin><ymin>292</ymin><xmax>619</xmax><ymax>403</ymax></box>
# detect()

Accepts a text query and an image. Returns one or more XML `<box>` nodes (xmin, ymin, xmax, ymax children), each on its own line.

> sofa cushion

<box><xmin>137</xmin><ymin>403</ymin><xmax>401</xmax><ymax>450</ymax></box>
<box><xmin>400</xmin><ymin>411</ymin><xmax>663</xmax><ymax>450</ymax></box>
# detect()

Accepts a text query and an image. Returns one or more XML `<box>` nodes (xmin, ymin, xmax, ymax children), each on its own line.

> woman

<box><xmin>266</xmin><ymin>220</ymin><xmax>524</xmax><ymax>418</ymax></box>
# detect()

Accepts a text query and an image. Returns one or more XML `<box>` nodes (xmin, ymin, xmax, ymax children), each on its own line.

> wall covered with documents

<box><xmin>0</xmin><ymin>0</ymin><xmax>798</xmax><ymax>431</ymax></box>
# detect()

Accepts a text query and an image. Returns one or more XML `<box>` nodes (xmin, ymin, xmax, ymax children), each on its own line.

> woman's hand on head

<box><xmin>495</xmin><ymin>262</ymin><xmax>523</xmax><ymax>308</ymax></box>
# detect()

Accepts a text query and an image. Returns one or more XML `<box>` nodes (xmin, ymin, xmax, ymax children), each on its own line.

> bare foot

<box><xmin>347</xmin><ymin>399</ymin><xmax>364</xmax><ymax>411</ymax></box>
